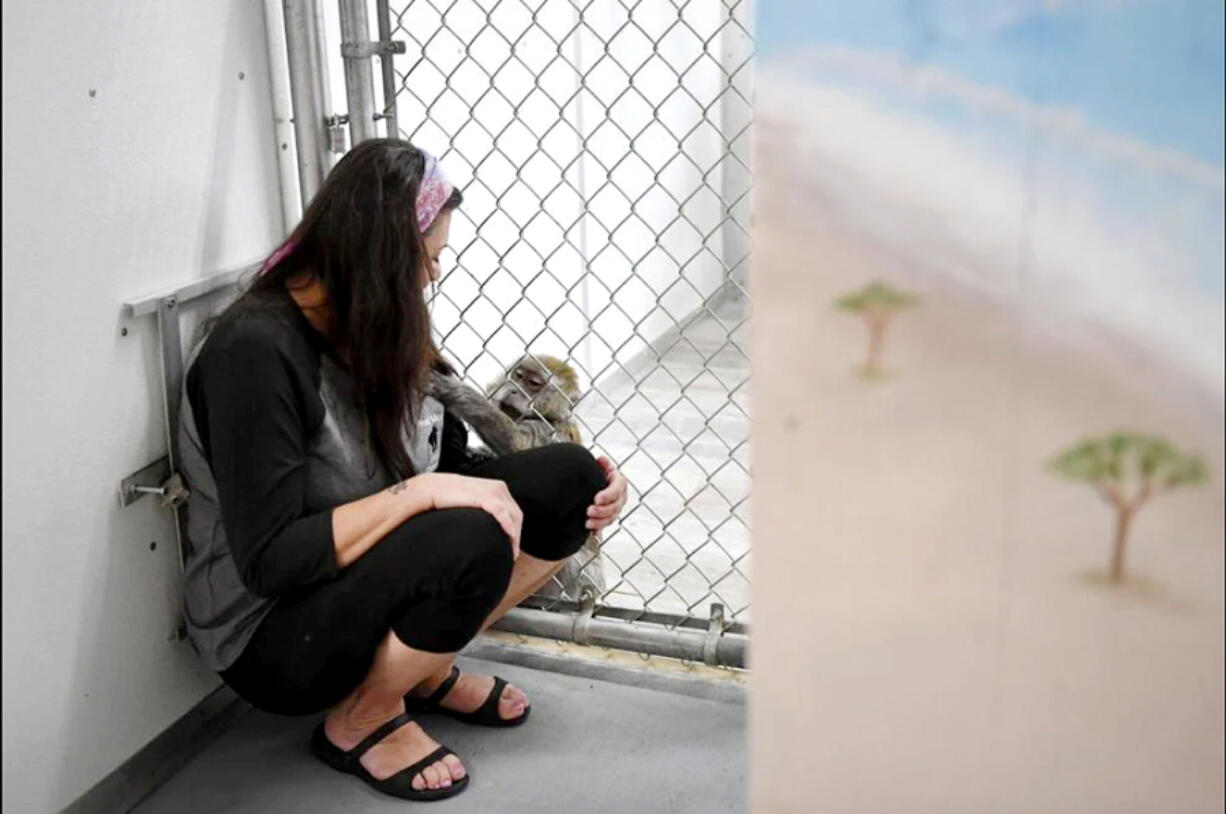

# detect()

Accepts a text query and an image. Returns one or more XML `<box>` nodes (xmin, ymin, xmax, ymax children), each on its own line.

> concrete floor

<box><xmin>131</xmin><ymin>656</ymin><xmax>746</xmax><ymax>814</ymax></box>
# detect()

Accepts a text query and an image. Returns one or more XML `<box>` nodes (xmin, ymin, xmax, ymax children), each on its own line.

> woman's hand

<box><xmin>586</xmin><ymin>456</ymin><xmax>628</xmax><ymax>533</ymax></box>
<box><xmin>420</xmin><ymin>472</ymin><xmax>523</xmax><ymax>559</ymax></box>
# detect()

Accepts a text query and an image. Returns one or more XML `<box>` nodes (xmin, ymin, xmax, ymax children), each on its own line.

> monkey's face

<box><xmin>488</xmin><ymin>356</ymin><xmax>577</xmax><ymax>421</ymax></box>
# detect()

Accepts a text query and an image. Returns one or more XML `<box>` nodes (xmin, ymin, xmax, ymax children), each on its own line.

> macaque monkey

<box><xmin>429</xmin><ymin>354</ymin><xmax>607</xmax><ymax>603</ymax></box>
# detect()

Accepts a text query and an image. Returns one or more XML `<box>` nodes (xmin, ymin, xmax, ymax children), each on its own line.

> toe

<box><xmin>443</xmin><ymin>754</ymin><xmax>467</xmax><ymax>781</ymax></box>
<box><xmin>499</xmin><ymin>683</ymin><xmax>529</xmax><ymax>719</ymax></box>
<box><xmin>422</xmin><ymin>764</ymin><xmax>443</xmax><ymax>789</ymax></box>
<box><xmin>433</xmin><ymin>761</ymin><xmax>452</xmax><ymax>788</ymax></box>
<box><xmin>411</xmin><ymin>771</ymin><xmax>427</xmax><ymax>791</ymax></box>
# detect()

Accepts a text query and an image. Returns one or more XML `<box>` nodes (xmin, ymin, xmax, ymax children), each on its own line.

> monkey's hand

<box><xmin>427</xmin><ymin>370</ymin><xmax>524</xmax><ymax>456</ymax></box>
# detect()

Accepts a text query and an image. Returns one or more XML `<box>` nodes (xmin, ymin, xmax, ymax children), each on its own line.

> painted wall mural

<box><xmin>751</xmin><ymin>2</ymin><xmax>1224</xmax><ymax>810</ymax></box>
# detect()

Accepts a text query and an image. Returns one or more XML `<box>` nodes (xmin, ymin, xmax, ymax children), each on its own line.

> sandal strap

<box><xmin>424</xmin><ymin>665</ymin><xmax>462</xmax><ymax>708</ymax></box>
<box><xmin>348</xmin><ymin>711</ymin><xmax>414</xmax><ymax>763</ymax></box>
<box><xmin>475</xmin><ymin>676</ymin><xmax>509</xmax><ymax>720</ymax></box>
<box><xmin>399</xmin><ymin>745</ymin><xmax>456</xmax><ymax>782</ymax></box>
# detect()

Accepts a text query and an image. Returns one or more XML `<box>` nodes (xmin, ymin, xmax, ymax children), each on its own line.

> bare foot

<box><xmin>412</xmin><ymin>668</ymin><xmax>529</xmax><ymax>721</ymax></box>
<box><xmin>324</xmin><ymin>702</ymin><xmax>466</xmax><ymax>791</ymax></box>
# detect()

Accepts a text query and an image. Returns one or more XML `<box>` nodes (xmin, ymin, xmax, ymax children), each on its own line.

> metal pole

<box><xmin>374</xmin><ymin>0</ymin><xmax>399</xmax><ymax>138</ymax></box>
<box><xmin>282</xmin><ymin>0</ymin><xmax>331</xmax><ymax>205</ymax></box>
<box><xmin>155</xmin><ymin>297</ymin><xmax>192</xmax><ymax>572</ymax></box>
<box><xmin>571</xmin><ymin>1</ymin><xmax>593</xmax><ymax>375</ymax></box>
<box><xmin>719</xmin><ymin>0</ymin><xmax>753</xmax><ymax>300</ymax></box>
<box><xmin>263</xmin><ymin>0</ymin><xmax>303</xmax><ymax>232</ymax></box>
<box><xmin>310</xmin><ymin>0</ymin><xmax>336</xmax><ymax>121</ymax></box>
<box><xmin>491</xmin><ymin>607</ymin><xmax>748</xmax><ymax>669</ymax></box>
<box><xmin>155</xmin><ymin>300</ymin><xmax>185</xmax><ymax>475</ymax></box>
<box><xmin>338</xmin><ymin>0</ymin><xmax>379</xmax><ymax>145</ymax></box>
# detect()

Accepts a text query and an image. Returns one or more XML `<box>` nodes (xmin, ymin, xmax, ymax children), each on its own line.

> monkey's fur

<box><xmin>429</xmin><ymin>354</ymin><xmax>607</xmax><ymax>603</ymax></box>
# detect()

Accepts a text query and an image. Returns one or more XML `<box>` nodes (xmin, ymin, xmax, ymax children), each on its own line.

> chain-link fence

<box><xmin>372</xmin><ymin>0</ymin><xmax>754</xmax><ymax>650</ymax></box>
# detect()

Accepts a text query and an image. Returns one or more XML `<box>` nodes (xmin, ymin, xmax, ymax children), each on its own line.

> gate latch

<box><xmin>341</xmin><ymin>39</ymin><xmax>406</xmax><ymax>59</ymax></box>
<box><xmin>326</xmin><ymin>114</ymin><xmax>350</xmax><ymax>153</ymax></box>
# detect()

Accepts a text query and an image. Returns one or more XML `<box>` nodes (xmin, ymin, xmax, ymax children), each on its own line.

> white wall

<box><xmin>1</xmin><ymin>2</ymin><xmax>285</xmax><ymax>811</ymax></box>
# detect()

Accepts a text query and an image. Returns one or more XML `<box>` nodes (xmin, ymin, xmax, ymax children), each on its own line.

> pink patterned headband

<box><xmin>262</xmin><ymin>151</ymin><xmax>454</xmax><ymax>273</ymax></box>
<box><xmin>416</xmin><ymin>152</ymin><xmax>455</xmax><ymax>235</ymax></box>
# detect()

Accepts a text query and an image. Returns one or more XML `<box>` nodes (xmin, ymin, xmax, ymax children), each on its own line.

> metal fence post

<box><xmin>338</xmin><ymin>0</ymin><xmax>379</xmax><ymax>145</ymax></box>
<box><xmin>283</xmin><ymin>0</ymin><xmax>332</xmax><ymax>205</ymax></box>
<box><xmin>374</xmin><ymin>0</ymin><xmax>399</xmax><ymax>138</ymax></box>
<box><xmin>263</xmin><ymin>0</ymin><xmax>303</xmax><ymax>233</ymax></box>
<box><xmin>721</xmin><ymin>0</ymin><xmax>754</xmax><ymax>300</ymax></box>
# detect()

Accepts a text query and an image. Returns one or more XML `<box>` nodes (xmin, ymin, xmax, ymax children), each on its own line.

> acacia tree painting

<box><xmin>834</xmin><ymin>281</ymin><xmax>918</xmax><ymax>378</ymax></box>
<box><xmin>1047</xmin><ymin>432</ymin><xmax>1209</xmax><ymax>584</ymax></box>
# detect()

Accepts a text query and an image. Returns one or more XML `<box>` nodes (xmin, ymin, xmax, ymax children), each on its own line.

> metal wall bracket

<box><xmin>126</xmin><ymin>473</ymin><xmax>189</xmax><ymax>509</ymax></box>
<box><xmin>121</xmin><ymin>261</ymin><xmax>259</xmax><ymax>579</ymax></box>
<box><xmin>119</xmin><ymin>456</ymin><xmax>172</xmax><ymax>507</ymax></box>
<box><xmin>121</xmin><ymin>464</ymin><xmax>190</xmax><ymax>510</ymax></box>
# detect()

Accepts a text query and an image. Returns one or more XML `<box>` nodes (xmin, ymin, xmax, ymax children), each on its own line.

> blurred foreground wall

<box><xmin>750</xmin><ymin>2</ymin><xmax>1224</xmax><ymax>812</ymax></box>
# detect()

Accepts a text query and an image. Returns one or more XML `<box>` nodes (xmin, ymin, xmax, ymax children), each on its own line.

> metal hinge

<box><xmin>341</xmin><ymin>39</ymin><xmax>406</xmax><ymax>59</ymax></box>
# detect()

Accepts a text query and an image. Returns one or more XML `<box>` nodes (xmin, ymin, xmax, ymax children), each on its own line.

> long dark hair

<box><xmin>226</xmin><ymin>138</ymin><xmax>462</xmax><ymax>479</ymax></box>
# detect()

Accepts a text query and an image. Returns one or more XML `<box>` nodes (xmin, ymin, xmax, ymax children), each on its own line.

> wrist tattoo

<box><xmin>388</xmin><ymin>479</ymin><xmax>410</xmax><ymax>495</ymax></box>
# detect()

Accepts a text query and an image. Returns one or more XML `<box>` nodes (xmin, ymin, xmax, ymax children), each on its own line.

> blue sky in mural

<box><xmin>756</xmin><ymin>0</ymin><xmax>1225</xmax><ymax>165</ymax></box>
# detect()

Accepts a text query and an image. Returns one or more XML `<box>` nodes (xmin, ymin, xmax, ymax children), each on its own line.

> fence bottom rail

<box><xmin>491</xmin><ymin>605</ymin><xmax>748</xmax><ymax>669</ymax></box>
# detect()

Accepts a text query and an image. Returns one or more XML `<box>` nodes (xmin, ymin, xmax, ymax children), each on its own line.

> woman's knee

<box><xmin>541</xmin><ymin>443</ymin><xmax>606</xmax><ymax>511</ymax></box>
<box><xmin>521</xmin><ymin>444</ymin><xmax>606</xmax><ymax>562</ymax></box>
<box><xmin>440</xmin><ymin>508</ymin><xmax>515</xmax><ymax>599</ymax></box>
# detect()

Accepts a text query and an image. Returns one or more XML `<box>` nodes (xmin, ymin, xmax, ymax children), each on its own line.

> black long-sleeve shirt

<box><xmin>177</xmin><ymin>293</ymin><xmax>460</xmax><ymax>670</ymax></box>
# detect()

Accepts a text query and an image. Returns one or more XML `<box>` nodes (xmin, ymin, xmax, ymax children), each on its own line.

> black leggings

<box><xmin>220</xmin><ymin>443</ymin><xmax>605</xmax><ymax>715</ymax></box>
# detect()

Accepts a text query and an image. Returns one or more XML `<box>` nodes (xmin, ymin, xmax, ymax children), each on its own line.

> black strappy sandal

<box><xmin>310</xmin><ymin>711</ymin><xmax>469</xmax><ymax>801</ymax></box>
<box><xmin>404</xmin><ymin>665</ymin><xmax>531</xmax><ymax>728</ymax></box>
